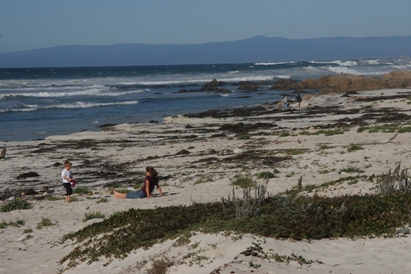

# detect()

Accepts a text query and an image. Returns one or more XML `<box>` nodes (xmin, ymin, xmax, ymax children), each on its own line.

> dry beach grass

<box><xmin>1</xmin><ymin>88</ymin><xmax>411</xmax><ymax>273</ymax></box>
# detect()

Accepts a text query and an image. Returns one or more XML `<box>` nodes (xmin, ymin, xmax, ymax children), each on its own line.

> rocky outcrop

<box><xmin>201</xmin><ymin>79</ymin><xmax>226</xmax><ymax>91</ymax></box>
<box><xmin>381</xmin><ymin>70</ymin><xmax>411</xmax><ymax>88</ymax></box>
<box><xmin>299</xmin><ymin>74</ymin><xmax>387</xmax><ymax>94</ymax></box>
<box><xmin>178</xmin><ymin>79</ymin><xmax>231</xmax><ymax>93</ymax></box>
<box><xmin>270</xmin><ymin>79</ymin><xmax>299</xmax><ymax>90</ymax></box>
<box><xmin>271</xmin><ymin>70</ymin><xmax>411</xmax><ymax>94</ymax></box>
<box><xmin>237</xmin><ymin>81</ymin><xmax>259</xmax><ymax>91</ymax></box>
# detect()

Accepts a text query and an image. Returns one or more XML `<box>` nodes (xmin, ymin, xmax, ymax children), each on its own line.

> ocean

<box><xmin>1</xmin><ymin>57</ymin><xmax>411</xmax><ymax>142</ymax></box>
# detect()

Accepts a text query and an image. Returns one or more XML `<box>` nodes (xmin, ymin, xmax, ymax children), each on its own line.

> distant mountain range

<box><xmin>1</xmin><ymin>35</ymin><xmax>411</xmax><ymax>68</ymax></box>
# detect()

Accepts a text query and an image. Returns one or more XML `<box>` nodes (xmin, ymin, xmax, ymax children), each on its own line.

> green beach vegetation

<box><xmin>0</xmin><ymin>219</ymin><xmax>25</xmax><ymax>229</ymax></box>
<box><xmin>83</xmin><ymin>211</ymin><xmax>105</xmax><ymax>222</ymax></box>
<box><xmin>1</xmin><ymin>199</ymin><xmax>32</xmax><ymax>212</ymax></box>
<box><xmin>58</xmin><ymin>163</ymin><xmax>411</xmax><ymax>271</ymax></box>
<box><xmin>357</xmin><ymin>123</ymin><xmax>411</xmax><ymax>134</ymax></box>
<box><xmin>36</xmin><ymin>217</ymin><xmax>56</xmax><ymax>229</ymax></box>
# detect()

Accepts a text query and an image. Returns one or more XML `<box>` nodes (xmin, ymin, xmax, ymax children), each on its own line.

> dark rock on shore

<box><xmin>187</xmin><ymin>105</ymin><xmax>275</xmax><ymax>119</ymax></box>
<box><xmin>17</xmin><ymin>172</ymin><xmax>40</xmax><ymax>180</ymax></box>
<box><xmin>99</xmin><ymin>123</ymin><xmax>118</xmax><ymax>128</ymax></box>
<box><xmin>219</xmin><ymin>122</ymin><xmax>276</xmax><ymax>133</ymax></box>
<box><xmin>270</xmin><ymin>70</ymin><xmax>411</xmax><ymax>94</ymax></box>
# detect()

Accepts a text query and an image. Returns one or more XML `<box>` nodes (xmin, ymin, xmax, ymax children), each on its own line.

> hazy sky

<box><xmin>1</xmin><ymin>0</ymin><xmax>410</xmax><ymax>53</ymax></box>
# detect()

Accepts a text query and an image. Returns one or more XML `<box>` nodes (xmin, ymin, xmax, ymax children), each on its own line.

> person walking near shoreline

<box><xmin>282</xmin><ymin>95</ymin><xmax>289</xmax><ymax>109</ymax></box>
<box><xmin>295</xmin><ymin>93</ymin><xmax>302</xmax><ymax>110</ymax></box>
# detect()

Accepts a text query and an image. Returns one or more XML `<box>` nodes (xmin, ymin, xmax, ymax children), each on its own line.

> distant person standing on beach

<box><xmin>113</xmin><ymin>166</ymin><xmax>166</xmax><ymax>199</ymax></box>
<box><xmin>295</xmin><ymin>94</ymin><xmax>302</xmax><ymax>109</ymax></box>
<box><xmin>61</xmin><ymin>160</ymin><xmax>76</xmax><ymax>202</ymax></box>
<box><xmin>282</xmin><ymin>95</ymin><xmax>288</xmax><ymax>109</ymax></box>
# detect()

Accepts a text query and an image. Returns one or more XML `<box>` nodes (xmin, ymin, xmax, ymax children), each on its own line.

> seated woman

<box><xmin>113</xmin><ymin>166</ymin><xmax>165</xmax><ymax>199</ymax></box>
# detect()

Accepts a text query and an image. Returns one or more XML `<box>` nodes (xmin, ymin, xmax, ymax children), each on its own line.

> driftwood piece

<box><xmin>316</xmin><ymin>133</ymin><xmax>398</xmax><ymax>147</ymax></box>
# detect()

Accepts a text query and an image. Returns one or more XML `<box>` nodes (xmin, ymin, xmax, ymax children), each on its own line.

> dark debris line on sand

<box><xmin>2</xmin><ymin>91</ymin><xmax>411</xmax><ymax>201</ymax></box>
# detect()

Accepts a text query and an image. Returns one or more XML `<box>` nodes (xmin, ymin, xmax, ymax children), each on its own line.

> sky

<box><xmin>1</xmin><ymin>0</ymin><xmax>411</xmax><ymax>53</ymax></box>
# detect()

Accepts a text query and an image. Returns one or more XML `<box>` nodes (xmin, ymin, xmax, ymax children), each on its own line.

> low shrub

<box><xmin>347</xmin><ymin>144</ymin><xmax>364</xmax><ymax>152</ymax></box>
<box><xmin>83</xmin><ymin>211</ymin><xmax>105</xmax><ymax>222</ymax></box>
<box><xmin>237</xmin><ymin>134</ymin><xmax>251</xmax><ymax>140</ymax></box>
<box><xmin>58</xmin><ymin>167</ymin><xmax>411</xmax><ymax>271</ymax></box>
<box><xmin>339</xmin><ymin>166</ymin><xmax>363</xmax><ymax>174</ymax></box>
<box><xmin>317</xmin><ymin>129</ymin><xmax>345</xmax><ymax>136</ymax></box>
<box><xmin>47</xmin><ymin>196</ymin><xmax>64</xmax><ymax>201</ymax></box>
<box><xmin>284</xmin><ymin>149</ymin><xmax>303</xmax><ymax>156</ymax></box>
<box><xmin>398</xmin><ymin>126</ymin><xmax>411</xmax><ymax>133</ymax></box>
<box><xmin>358</xmin><ymin>123</ymin><xmax>402</xmax><ymax>133</ymax></box>
<box><xmin>279</xmin><ymin>131</ymin><xmax>290</xmax><ymax>137</ymax></box>
<box><xmin>0</xmin><ymin>219</ymin><xmax>25</xmax><ymax>229</ymax></box>
<box><xmin>256</xmin><ymin>171</ymin><xmax>275</xmax><ymax>179</ymax></box>
<box><xmin>59</xmin><ymin>191</ymin><xmax>411</xmax><ymax>270</ymax></box>
<box><xmin>319</xmin><ymin>145</ymin><xmax>332</xmax><ymax>150</ymax></box>
<box><xmin>378</xmin><ymin>162</ymin><xmax>410</xmax><ymax>195</ymax></box>
<box><xmin>96</xmin><ymin>198</ymin><xmax>108</xmax><ymax>204</ymax></box>
<box><xmin>231</xmin><ymin>174</ymin><xmax>253</xmax><ymax>188</ymax></box>
<box><xmin>146</xmin><ymin>257</ymin><xmax>173</xmax><ymax>274</ymax></box>
<box><xmin>36</xmin><ymin>217</ymin><xmax>55</xmax><ymax>229</ymax></box>
<box><xmin>73</xmin><ymin>187</ymin><xmax>92</xmax><ymax>195</ymax></box>
<box><xmin>223</xmin><ymin>179</ymin><xmax>269</xmax><ymax>219</ymax></box>
<box><xmin>1</xmin><ymin>199</ymin><xmax>32</xmax><ymax>212</ymax></box>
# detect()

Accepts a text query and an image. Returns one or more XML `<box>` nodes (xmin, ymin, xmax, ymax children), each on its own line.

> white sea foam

<box><xmin>255</xmin><ymin>61</ymin><xmax>296</xmax><ymax>66</ymax></box>
<box><xmin>360</xmin><ymin>59</ymin><xmax>380</xmax><ymax>65</ymax></box>
<box><xmin>218</xmin><ymin>75</ymin><xmax>274</xmax><ymax>82</ymax></box>
<box><xmin>1</xmin><ymin>86</ymin><xmax>145</xmax><ymax>98</ymax></box>
<box><xmin>304</xmin><ymin>66</ymin><xmax>320</xmax><ymax>71</ymax></box>
<box><xmin>276</xmin><ymin>75</ymin><xmax>291</xmax><ymax>79</ymax></box>
<box><xmin>46</xmin><ymin>100</ymin><xmax>140</xmax><ymax>109</ymax></box>
<box><xmin>2</xmin><ymin>100</ymin><xmax>140</xmax><ymax>113</ymax></box>
<box><xmin>138</xmin><ymin>75</ymin><xmax>275</xmax><ymax>85</ymax></box>
<box><xmin>0</xmin><ymin>108</ymin><xmax>36</xmax><ymax>113</ymax></box>
<box><xmin>310</xmin><ymin>60</ymin><xmax>358</xmax><ymax>67</ymax></box>
<box><xmin>325</xmin><ymin>66</ymin><xmax>360</xmax><ymax>75</ymax></box>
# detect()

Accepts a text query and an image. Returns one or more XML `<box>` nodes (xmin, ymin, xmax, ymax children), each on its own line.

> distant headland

<box><xmin>1</xmin><ymin>35</ymin><xmax>411</xmax><ymax>68</ymax></box>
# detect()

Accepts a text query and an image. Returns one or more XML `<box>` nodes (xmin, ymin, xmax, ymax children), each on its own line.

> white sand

<box><xmin>1</xmin><ymin>89</ymin><xmax>411</xmax><ymax>274</ymax></box>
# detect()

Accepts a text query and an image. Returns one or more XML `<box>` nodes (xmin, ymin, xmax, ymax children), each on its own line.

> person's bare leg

<box><xmin>113</xmin><ymin>190</ymin><xmax>127</xmax><ymax>199</ymax></box>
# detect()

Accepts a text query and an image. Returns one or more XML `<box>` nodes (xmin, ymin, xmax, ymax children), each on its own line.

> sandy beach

<box><xmin>1</xmin><ymin>88</ymin><xmax>411</xmax><ymax>274</ymax></box>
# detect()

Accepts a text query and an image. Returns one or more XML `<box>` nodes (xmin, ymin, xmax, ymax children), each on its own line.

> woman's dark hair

<box><xmin>146</xmin><ymin>166</ymin><xmax>158</xmax><ymax>180</ymax></box>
